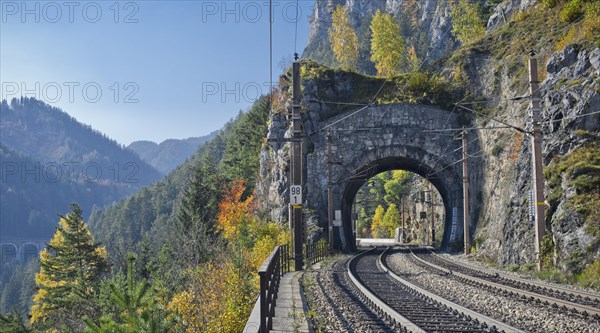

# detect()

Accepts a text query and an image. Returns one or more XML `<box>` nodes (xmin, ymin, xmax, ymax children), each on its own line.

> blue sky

<box><xmin>0</xmin><ymin>0</ymin><xmax>313</xmax><ymax>145</ymax></box>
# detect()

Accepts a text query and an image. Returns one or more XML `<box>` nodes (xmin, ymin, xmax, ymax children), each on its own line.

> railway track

<box><xmin>347</xmin><ymin>247</ymin><xmax>522</xmax><ymax>333</ymax></box>
<box><xmin>409</xmin><ymin>248</ymin><xmax>600</xmax><ymax>319</ymax></box>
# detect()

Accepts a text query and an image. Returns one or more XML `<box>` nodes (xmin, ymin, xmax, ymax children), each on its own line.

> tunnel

<box><xmin>339</xmin><ymin>155</ymin><xmax>459</xmax><ymax>251</ymax></box>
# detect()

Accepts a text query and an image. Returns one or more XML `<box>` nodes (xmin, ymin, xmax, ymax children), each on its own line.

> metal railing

<box><xmin>258</xmin><ymin>244</ymin><xmax>290</xmax><ymax>333</ymax></box>
<box><xmin>305</xmin><ymin>241</ymin><xmax>329</xmax><ymax>266</ymax></box>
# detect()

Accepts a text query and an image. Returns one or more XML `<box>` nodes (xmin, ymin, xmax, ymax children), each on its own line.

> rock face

<box><xmin>454</xmin><ymin>44</ymin><xmax>600</xmax><ymax>268</ymax></box>
<box><xmin>539</xmin><ymin>46</ymin><xmax>600</xmax><ymax>270</ymax></box>
<box><xmin>487</xmin><ymin>0</ymin><xmax>539</xmax><ymax>31</ymax></box>
<box><xmin>303</xmin><ymin>0</ymin><xmax>458</xmax><ymax>72</ymax></box>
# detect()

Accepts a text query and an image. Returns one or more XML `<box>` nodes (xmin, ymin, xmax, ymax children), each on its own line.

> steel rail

<box><xmin>378</xmin><ymin>248</ymin><xmax>525</xmax><ymax>333</ymax></box>
<box><xmin>428</xmin><ymin>250</ymin><xmax>600</xmax><ymax>304</ymax></box>
<box><xmin>346</xmin><ymin>248</ymin><xmax>425</xmax><ymax>333</ymax></box>
<box><xmin>348</xmin><ymin>247</ymin><xmax>507</xmax><ymax>332</ymax></box>
<box><xmin>409</xmin><ymin>250</ymin><xmax>600</xmax><ymax>318</ymax></box>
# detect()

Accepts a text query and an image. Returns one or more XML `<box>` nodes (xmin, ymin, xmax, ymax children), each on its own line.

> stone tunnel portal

<box><xmin>303</xmin><ymin>103</ymin><xmax>473</xmax><ymax>252</ymax></box>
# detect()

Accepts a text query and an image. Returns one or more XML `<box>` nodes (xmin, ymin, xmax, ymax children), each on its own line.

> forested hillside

<box><xmin>0</xmin><ymin>96</ymin><xmax>276</xmax><ymax>327</ymax></box>
<box><xmin>0</xmin><ymin>98</ymin><xmax>162</xmax><ymax>238</ymax></box>
<box><xmin>1</xmin><ymin>145</ymin><xmax>126</xmax><ymax>238</ymax></box>
<box><xmin>88</xmin><ymin>97</ymin><xmax>271</xmax><ymax>266</ymax></box>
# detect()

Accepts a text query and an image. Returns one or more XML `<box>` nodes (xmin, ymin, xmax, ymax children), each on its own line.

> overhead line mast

<box><xmin>291</xmin><ymin>53</ymin><xmax>304</xmax><ymax>271</ymax></box>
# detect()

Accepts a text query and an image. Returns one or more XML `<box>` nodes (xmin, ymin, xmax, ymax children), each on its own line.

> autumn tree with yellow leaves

<box><xmin>169</xmin><ymin>180</ymin><xmax>289</xmax><ymax>333</ymax></box>
<box><xmin>329</xmin><ymin>5</ymin><xmax>359</xmax><ymax>71</ymax></box>
<box><xmin>370</xmin><ymin>205</ymin><xmax>386</xmax><ymax>238</ymax></box>
<box><xmin>370</xmin><ymin>10</ymin><xmax>406</xmax><ymax>76</ymax></box>
<box><xmin>449</xmin><ymin>0</ymin><xmax>486</xmax><ymax>44</ymax></box>
<box><xmin>31</xmin><ymin>204</ymin><xmax>109</xmax><ymax>332</ymax></box>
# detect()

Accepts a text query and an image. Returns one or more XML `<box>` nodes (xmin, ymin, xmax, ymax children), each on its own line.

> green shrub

<box><xmin>576</xmin><ymin>260</ymin><xmax>600</xmax><ymax>290</ymax></box>
<box><xmin>541</xmin><ymin>0</ymin><xmax>561</xmax><ymax>8</ymax></box>
<box><xmin>506</xmin><ymin>263</ymin><xmax>520</xmax><ymax>272</ymax></box>
<box><xmin>536</xmin><ymin>268</ymin><xmax>571</xmax><ymax>283</ymax></box>
<box><xmin>546</xmin><ymin>143</ymin><xmax>600</xmax><ymax>237</ymax></box>
<box><xmin>540</xmin><ymin>234</ymin><xmax>555</xmax><ymax>269</ymax></box>
<box><xmin>560</xmin><ymin>0</ymin><xmax>584</xmax><ymax>22</ymax></box>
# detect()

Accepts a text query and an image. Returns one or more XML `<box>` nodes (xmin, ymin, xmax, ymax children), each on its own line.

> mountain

<box><xmin>128</xmin><ymin>132</ymin><xmax>217</xmax><ymax>175</ymax></box>
<box><xmin>0</xmin><ymin>97</ymin><xmax>163</xmax><ymax>238</ymax></box>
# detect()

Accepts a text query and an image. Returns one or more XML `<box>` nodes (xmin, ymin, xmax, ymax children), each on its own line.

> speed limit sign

<box><xmin>290</xmin><ymin>185</ymin><xmax>302</xmax><ymax>205</ymax></box>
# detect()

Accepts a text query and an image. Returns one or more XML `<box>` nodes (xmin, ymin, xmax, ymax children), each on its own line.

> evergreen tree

<box><xmin>83</xmin><ymin>254</ymin><xmax>181</xmax><ymax>333</ymax></box>
<box><xmin>356</xmin><ymin>207</ymin><xmax>371</xmax><ymax>238</ymax></box>
<box><xmin>0</xmin><ymin>269</ymin><xmax>21</xmax><ymax>315</ymax></box>
<box><xmin>30</xmin><ymin>204</ymin><xmax>109</xmax><ymax>332</ymax></box>
<box><xmin>370</xmin><ymin>10</ymin><xmax>406</xmax><ymax>76</ymax></box>
<box><xmin>0</xmin><ymin>310</ymin><xmax>32</xmax><ymax>333</ymax></box>
<box><xmin>220</xmin><ymin>95</ymin><xmax>271</xmax><ymax>191</ymax></box>
<box><xmin>173</xmin><ymin>155</ymin><xmax>224</xmax><ymax>267</ymax></box>
<box><xmin>329</xmin><ymin>5</ymin><xmax>359</xmax><ymax>71</ymax></box>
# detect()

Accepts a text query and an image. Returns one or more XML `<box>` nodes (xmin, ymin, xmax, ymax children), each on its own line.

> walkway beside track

<box><xmin>244</xmin><ymin>270</ymin><xmax>311</xmax><ymax>333</ymax></box>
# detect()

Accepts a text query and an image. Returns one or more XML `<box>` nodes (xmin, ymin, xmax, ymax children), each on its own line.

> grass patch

<box><xmin>577</xmin><ymin>259</ymin><xmax>600</xmax><ymax>290</ymax></box>
<box><xmin>506</xmin><ymin>263</ymin><xmax>520</xmax><ymax>272</ymax></box>
<box><xmin>546</xmin><ymin>142</ymin><xmax>600</xmax><ymax>237</ymax></box>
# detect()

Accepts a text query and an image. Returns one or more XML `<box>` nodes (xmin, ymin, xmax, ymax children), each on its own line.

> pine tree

<box><xmin>30</xmin><ymin>203</ymin><xmax>109</xmax><ymax>332</ymax></box>
<box><xmin>370</xmin><ymin>10</ymin><xmax>406</xmax><ymax>76</ymax></box>
<box><xmin>83</xmin><ymin>254</ymin><xmax>181</xmax><ymax>333</ymax></box>
<box><xmin>172</xmin><ymin>155</ymin><xmax>224</xmax><ymax>267</ymax></box>
<box><xmin>328</xmin><ymin>5</ymin><xmax>359</xmax><ymax>71</ymax></box>
<box><xmin>0</xmin><ymin>310</ymin><xmax>32</xmax><ymax>333</ymax></box>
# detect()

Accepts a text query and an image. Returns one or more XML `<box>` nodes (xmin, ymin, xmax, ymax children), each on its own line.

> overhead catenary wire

<box><xmin>454</xmin><ymin>103</ymin><xmax>528</xmax><ymax>133</ymax></box>
<box><xmin>282</xmin><ymin>5</ymin><xmax>592</xmax><ymax>188</ymax></box>
<box><xmin>542</xmin><ymin>110</ymin><xmax>600</xmax><ymax>124</ymax></box>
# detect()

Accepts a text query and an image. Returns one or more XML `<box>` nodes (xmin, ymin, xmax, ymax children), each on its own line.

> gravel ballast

<box><xmin>386</xmin><ymin>251</ymin><xmax>600</xmax><ymax>333</ymax></box>
<box><xmin>302</xmin><ymin>256</ymin><xmax>402</xmax><ymax>332</ymax></box>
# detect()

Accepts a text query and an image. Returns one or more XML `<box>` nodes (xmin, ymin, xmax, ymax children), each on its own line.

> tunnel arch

<box><xmin>337</xmin><ymin>147</ymin><xmax>463</xmax><ymax>251</ymax></box>
<box><xmin>302</xmin><ymin>103</ymin><xmax>477</xmax><ymax>252</ymax></box>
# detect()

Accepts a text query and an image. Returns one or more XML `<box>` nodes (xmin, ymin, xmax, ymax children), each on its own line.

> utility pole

<box><xmin>327</xmin><ymin>129</ymin><xmax>334</xmax><ymax>249</ymax></box>
<box><xmin>529</xmin><ymin>54</ymin><xmax>545</xmax><ymax>271</ymax></box>
<box><xmin>291</xmin><ymin>55</ymin><xmax>304</xmax><ymax>271</ymax></box>
<box><xmin>401</xmin><ymin>198</ymin><xmax>405</xmax><ymax>243</ymax></box>
<box><xmin>430</xmin><ymin>184</ymin><xmax>435</xmax><ymax>246</ymax></box>
<box><xmin>462</xmin><ymin>128</ymin><xmax>471</xmax><ymax>255</ymax></box>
